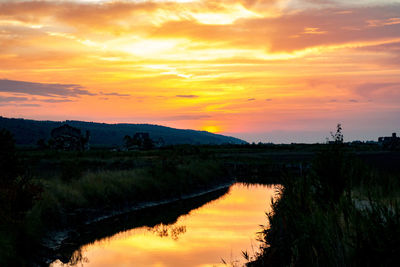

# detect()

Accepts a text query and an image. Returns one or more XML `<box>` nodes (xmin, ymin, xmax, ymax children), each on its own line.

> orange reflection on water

<box><xmin>52</xmin><ymin>184</ymin><xmax>277</xmax><ymax>267</ymax></box>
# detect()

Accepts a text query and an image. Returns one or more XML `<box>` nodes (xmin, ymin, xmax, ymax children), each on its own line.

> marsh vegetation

<box><xmin>248</xmin><ymin>126</ymin><xmax>400</xmax><ymax>266</ymax></box>
<box><xmin>0</xmin><ymin>126</ymin><xmax>399</xmax><ymax>266</ymax></box>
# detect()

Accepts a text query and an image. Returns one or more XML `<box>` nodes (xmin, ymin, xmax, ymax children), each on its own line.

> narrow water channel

<box><xmin>50</xmin><ymin>183</ymin><xmax>277</xmax><ymax>267</ymax></box>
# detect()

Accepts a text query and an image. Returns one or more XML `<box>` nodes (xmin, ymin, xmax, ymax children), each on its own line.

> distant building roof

<box><xmin>378</xmin><ymin>132</ymin><xmax>400</xmax><ymax>150</ymax></box>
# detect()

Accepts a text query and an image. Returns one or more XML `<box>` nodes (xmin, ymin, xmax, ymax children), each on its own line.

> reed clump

<box><xmin>249</xmin><ymin>139</ymin><xmax>400</xmax><ymax>267</ymax></box>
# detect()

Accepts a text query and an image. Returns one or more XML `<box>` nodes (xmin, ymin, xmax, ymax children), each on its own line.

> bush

<box><xmin>0</xmin><ymin>128</ymin><xmax>19</xmax><ymax>184</ymax></box>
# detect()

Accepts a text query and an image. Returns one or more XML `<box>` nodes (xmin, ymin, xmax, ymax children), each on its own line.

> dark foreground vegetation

<box><xmin>247</xmin><ymin>126</ymin><xmax>400</xmax><ymax>267</ymax></box>
<box><xmin>1</xmin><ymin>125</ymin><xmax>399</xmax><ymax>266</ymax></box>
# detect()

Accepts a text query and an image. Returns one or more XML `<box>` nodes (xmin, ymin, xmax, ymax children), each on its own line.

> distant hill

<box><xmin>0</xmin><ymin>116</ymin><xmax>247</xmax><ymax>147</ymax></box>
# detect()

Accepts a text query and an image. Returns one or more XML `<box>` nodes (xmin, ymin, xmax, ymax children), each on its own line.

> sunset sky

<box><xmin>1</xmin><ymin>0</ymin><xmax>400</xmax><ymax>142</ymax></box>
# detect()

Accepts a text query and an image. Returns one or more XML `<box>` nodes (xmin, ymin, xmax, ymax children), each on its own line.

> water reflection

<box><xmin>48</xmin><ymin>187</ymin><xmax>230</xmax><ymax>265</ymax></box>
<box><xmin>51</xmin><ymin>183</ymin><xmax>277</xmax><ymax>267</ymax></box>
<box><xmin>67</xmin><ymin>249</ymin><xmax>88</xmax><ymax>266</ymax></box>
<box><xmin>148</xmin><ymin>224</ymin><xmax>187</xmax><ymax>241</ymax></box>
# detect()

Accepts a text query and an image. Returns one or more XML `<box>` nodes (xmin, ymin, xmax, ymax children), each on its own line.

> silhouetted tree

<box><xmin>50</xmin><ymin>124</ymin><xmax>90</xmax><ymax>151</ymax></box>
<box><xmin>138</xmin><ymin>133</ymin><xmax>154</xmax><ymax>150</ymax></box>
<box><xmin>0</xmin><ymin>129</ymin><xmax>42</xmax><ymax>230</ymax></box>
<box><xmin>0</xmin><ymin>128</ymin><xmax>19</xmax><ymax>184</ymax></box>
<box><xmin>313</xmin><ymin>123</ymin><xmax>348</xmax><ymax>204</ymax></box>
<box><xmin>330</xmin><ymin>123</ymin><xmax>344</xmax><ymax>144</ymax></box>
<box><xmin>124</xmin><ymin>132</ymin><xmax>154</xmax><ymax>150</ymax></box>
<box><xmin>123</xmin><ymin>135</ymin><xmax>134</xmax><ymax>148</ymax></box>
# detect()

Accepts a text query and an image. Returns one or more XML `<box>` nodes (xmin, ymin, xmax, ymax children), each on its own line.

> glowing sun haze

<box><xmin>1</xmin><ymin>0</ymin><xmax>400</xmax><ymax>142</ymax></box>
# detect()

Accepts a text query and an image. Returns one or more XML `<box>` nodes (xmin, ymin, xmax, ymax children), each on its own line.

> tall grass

<box><xmin>26</xmin><ymin>158</ymin><xmax>229</xmax><ymax>233</ymax></box>
<box><xmin>249</xmin><ymin>147</ymin><xmax>400</xmax><ymax>266</ymax></box>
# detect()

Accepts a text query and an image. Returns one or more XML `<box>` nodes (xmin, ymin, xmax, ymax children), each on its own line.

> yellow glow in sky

<box><xmin>201</xmin><ymin>125</ymin><xmax>220</xmax><ymax>133</ymax></box>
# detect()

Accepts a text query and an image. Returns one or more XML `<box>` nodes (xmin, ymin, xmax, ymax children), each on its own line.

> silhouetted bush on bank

<box><xmin>0</xmin><ymin>129</ymin><xmax>43</xmax><ymax>266</ymax></box>
<box><xmin>0</xmin><ymin>128</ymin><xmax>19</xmax><ymax>184</ymax></box>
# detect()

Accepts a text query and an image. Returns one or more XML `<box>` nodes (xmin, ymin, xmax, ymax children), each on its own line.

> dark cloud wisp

<box><xmin>100</xmin><ymin>92</ymin><xmax>131</xmax><ymax>97</ymax></box>
<box><xmin>0</xmin><ymin>96</ymin><xmax>29</xmax><ymax>102</ymax></box>
<box><xmin>0</xmin><ymin>79</ymin><xmax>95</xmax><ymax>97</ymax></box>
<box><xmin>176</xmin><ymin>94</ymin><xmax>199</xmax><ymax>98</ymax></box>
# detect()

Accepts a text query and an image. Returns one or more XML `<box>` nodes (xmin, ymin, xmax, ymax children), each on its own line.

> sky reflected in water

<box><xmin>51</xmin><ymin>183</ymin><xmax>278</xmax><ymax>267</ymax></box>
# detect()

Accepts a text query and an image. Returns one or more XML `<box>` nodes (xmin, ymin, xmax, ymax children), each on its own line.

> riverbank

<box><xmin>2</xmin><ymin>156</ymin><xmax>234</xmax><ymax>266</ymax></box>
<box><xmin>41</xmin><ymin>182</ymin><xmax>233</xmax><ymax>265</ymax></box>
